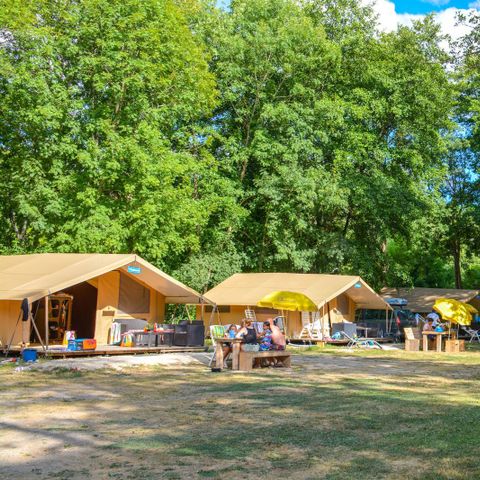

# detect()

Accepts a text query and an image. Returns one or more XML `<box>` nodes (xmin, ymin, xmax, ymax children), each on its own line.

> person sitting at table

<box><xmin>222</xmin><ymin>324</ymin><xmax>238</xmax><ymax>363</ymax></box>
<box><xmin>423</xmin><ymin>317</ymin><xmax>436</xmax><ymax>347</ymax></box>
<box><xmin>268</xmin><ymin>317</ymin><xmax>286</xmax><ymax>351</ymax></box>
<box><xmin>426</xmin><ymin>312</ymin><xmax>440</xmax><ymax>328</ymax></box>
<box><xmin>423</xmin><ymin>318</ymin><xmax>434</xmax><ymax>332</ymax></box>
<box><xmin>259</xmin><ymin>321</ymin><xmax>272</xmax><ymax>350</ymax></box>
<box><xmin>236</xmin><ymin>319</ymin><xmax>257</xmax><ymax>349</ymax></box>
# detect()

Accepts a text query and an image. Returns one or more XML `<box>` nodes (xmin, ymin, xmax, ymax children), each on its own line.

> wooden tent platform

<box><xmin>289</xmin><ymin>337</ymin><xmax>393</xmax><ymax>346</ymax></box>
<box><xmin>8</xmin><ymin>345</ymin><xmax>208</xmax><ymax>358</ymax></box>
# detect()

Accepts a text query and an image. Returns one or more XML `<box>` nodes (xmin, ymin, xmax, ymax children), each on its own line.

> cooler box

<box><xmin>80</xmin><ymin>339</ymin><xmax>97</xmax><ymax>350</ymax></box>
<box><xmin>67</xmin><ymin>339</ymin><xmax>84</xmax><ymax>351</ymax></box>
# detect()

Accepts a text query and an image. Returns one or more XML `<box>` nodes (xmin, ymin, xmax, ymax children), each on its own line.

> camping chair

<box><xmin>299</xmin><ymin>322</ymin><xmax>322</xmax><ymax>341</ymax></box>
<box><xmin>461</xmin><ymin>325</ymin><xmax>480</xmax><ymax>343</ymax></box>
<box><xmin>298</xmin><ymin>312</ymin><xmax>322</xmax><ymax>341</ymax></box>
<box><xmin>343</xmin><ymin>331</ymin><xmax>383</xmax><ymax>350</ymax></box>
<box><xmin>208</xmin><ymin>325</ymin><xmax>226</xmax><ymax>367</ymax></box>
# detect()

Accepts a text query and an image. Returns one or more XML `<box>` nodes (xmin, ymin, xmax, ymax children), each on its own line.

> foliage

<box><xmin>0</xmin><ymin>0</ymin><xmax>479</xmax><ymax>291</ymax></box>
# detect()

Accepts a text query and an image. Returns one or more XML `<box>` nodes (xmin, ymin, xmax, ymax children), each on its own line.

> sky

<box><xmin>366</xmin><ymin>0</ymin><xmax>480</xmax><ymax>40</ymax></box>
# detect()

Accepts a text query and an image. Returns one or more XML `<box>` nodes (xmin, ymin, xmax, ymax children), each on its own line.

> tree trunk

<box><xmin>453</xmin><ymin>240</ymin><xmax>462</xmax><ymax>289</ymax></box>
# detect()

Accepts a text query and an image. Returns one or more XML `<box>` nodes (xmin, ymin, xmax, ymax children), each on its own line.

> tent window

<box><xmin>337</xmin><ymin>294</ymin><xmax>350</xmax><ymax>316</ymax></box>
<box><xmin>119</xmin><ymin>273</ymin><xmax>150</xmax><ymax>314</ymax></box>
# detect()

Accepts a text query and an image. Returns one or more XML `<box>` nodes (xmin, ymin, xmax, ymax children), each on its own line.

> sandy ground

<box><xmin>1</xmin><ymin>350</ymin><xmax>480</xmax><ymax>480</ymax></box>
<box><xmin>15</xmin><ymin>352</ymin><xmax>212</xmax><ymax>371</ymax></box>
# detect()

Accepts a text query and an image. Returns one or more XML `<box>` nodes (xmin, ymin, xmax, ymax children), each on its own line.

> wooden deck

<box><xmin>8</xmin><ymin>345</ymin><xmax>208</xmax><ymax>358</ymax></box>
<box><xmin>289</xmin><ymin>337</ymin><xmax>393</xmax><ymax>346</ymax></box>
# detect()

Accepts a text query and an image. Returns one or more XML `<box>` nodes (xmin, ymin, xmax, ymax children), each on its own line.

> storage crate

<box><xmin>445</xmin><ymin>339</ymin><xmax>465</xmax><ymax>353</ymax></box>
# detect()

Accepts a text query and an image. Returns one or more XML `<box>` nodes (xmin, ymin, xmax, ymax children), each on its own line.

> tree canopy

<box><xmin>1</xmin><ymin>0</ymin><xmax>480</xmax><ymax>292</ymax></box>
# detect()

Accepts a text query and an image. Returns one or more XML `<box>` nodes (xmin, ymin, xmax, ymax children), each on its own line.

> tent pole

<box><xmin>321</xmin><ymin>304</ymin><xmax>325</xmax><ymax>339</ymax></box>
<box><xmin>4</xmin><ymin>310</ymin><xmax>22</xmax><ymax>356</ymax></box>
<box><xmin>45</xmin><ymin>296</ymin><xmax>49</xmax><ymax>350</ymax></box>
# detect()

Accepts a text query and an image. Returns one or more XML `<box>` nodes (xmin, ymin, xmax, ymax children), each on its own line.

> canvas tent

<box><xmin>381</xmin><ymin>287</ymin><xmax>480</xmax><ymax>314</ymax></box>
<box><xmin>0</xmin><ymin>253</ymin><xmax>208</xmax><ymax>347</ymax></box>
<box><xmin>203</xmin><ymin>273</ymin><xmax>391</xmax><ymax>338</ymax></box>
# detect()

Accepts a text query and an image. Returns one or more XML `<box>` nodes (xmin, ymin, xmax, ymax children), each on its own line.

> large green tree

<box><xmin>205</xmin><ymin>1</ymin><xmax>453</xmax><ymax>287</ymax></box>
<box><xmin>0</xmin><ymin>0</ymin><xmax>242</xmax><ymax>275</ymax></box>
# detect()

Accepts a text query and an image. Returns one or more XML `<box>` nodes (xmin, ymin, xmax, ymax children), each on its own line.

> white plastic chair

<box><xmin>461</xmin><ymin>326</ymin><xmax>480</xmax><ymax>343</ymax></box>
<box><xmin>344</xmin><ymin>331</ymin><xmax>383</xmax><ymax>350</ymax></box>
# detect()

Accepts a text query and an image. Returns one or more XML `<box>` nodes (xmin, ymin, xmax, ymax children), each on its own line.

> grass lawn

<box><xmin>1</xmin><ymin>347</ymin><xmax>480</xmax><ymax>479</ymax></box>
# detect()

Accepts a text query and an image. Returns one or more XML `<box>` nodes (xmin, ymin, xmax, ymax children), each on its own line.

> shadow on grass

<box><xmin>1</xmin><ymin>361</ymin><xmax>480</xmax><ymax>479</ymax></box>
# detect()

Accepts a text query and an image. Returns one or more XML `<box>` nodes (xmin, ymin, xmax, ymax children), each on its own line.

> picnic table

<box><xmin>422</xmin><ymin>330</ymin><xmax>448</xmax><ymax>352</ymax></box>
<box><xmin>214</xmin><ymin>337</ymin><xmax>243</xmax><ymax>370</ymax></box>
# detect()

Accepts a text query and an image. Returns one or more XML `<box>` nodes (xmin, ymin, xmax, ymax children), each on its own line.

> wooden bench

<box><xmin>238</xmin><ymin>350</ymin><xmax>291</xmax><ymax>371</ymax></box>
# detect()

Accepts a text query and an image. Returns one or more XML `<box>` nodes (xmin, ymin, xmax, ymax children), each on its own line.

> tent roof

<box><xmin>0</xmin><ymin>253</ymin><xmax>208</xmax><ymax>304</ymax></box>
<box><xmin>204</xmin><ymin>273</ymin><xmax>391</xmax><ymax>310</ymax></box>
<box><xmin>381</xmin><ymin>287</ymin><xmax>480</xmax><ymax>313</ymax></box>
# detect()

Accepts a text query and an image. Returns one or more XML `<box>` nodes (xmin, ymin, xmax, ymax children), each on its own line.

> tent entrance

<box><xmin>30</xmin><ymin>281</ymin><xmax>98</xmax><ymax>344</ymax></box>
<box><xmin>64</xmin><ymin>282</ymin><xmax>98</xmax><ymax>339</ymax></box>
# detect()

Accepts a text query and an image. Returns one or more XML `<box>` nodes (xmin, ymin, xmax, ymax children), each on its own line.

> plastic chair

<box><xmin>461</xmin><ymin>325</ymin><xmax>480</xmax><ymax>343</ymax></box>
<box><xmin>343</xmin><ymin>331</ymin><xmax>383</xmax><ymax>349</ymax></box>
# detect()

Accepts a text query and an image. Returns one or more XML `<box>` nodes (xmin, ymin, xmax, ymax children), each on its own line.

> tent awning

<box><xmin>381</xmin><ymin>287</ymin><xmax>480</xmax><ymax>313</ymax></box>
<box><xmin>0</xmin><ymin>253</ymin><xmax>209</xmax><ymax>304</ymax></box>
<box><xmin>204</xmin><ymin>273</ymin><xmax>391</xmax><ymax>311</ymax></box>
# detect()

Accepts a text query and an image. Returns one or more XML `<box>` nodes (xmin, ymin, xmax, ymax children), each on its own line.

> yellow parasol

<box><xmin>433</xmin><ymin>298</ymin><xmax>478</xmax><ymax>326</ymax></box>
<box><xmin>257</xmin><ymin>291</ymin><xmax>318</xmax><ymax>312</ymax></box>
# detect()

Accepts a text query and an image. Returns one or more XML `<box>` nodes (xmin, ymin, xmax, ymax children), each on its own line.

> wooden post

<box><xmin>423</xmin><ymin>334</ymin><xmax>428</xmax><ymax>352</ymax></box>
<box><xmin>436</xmin><ymin>335</ymin><xmax>442</xmax><ymax>352</ymax></box>
<box><xmin>215</xmin><ymin>339</ymin><xmax>224</xmax><ymax>369</ymax></box>
<box><xmin>232</xmin><ymin>340</ymin><xmax>240</xmax><ymax>370</ymax></box>
<box><xmin>44</xmin><ymin>296</ymin><xmax>49</xmax><ymax>349</ymax></box>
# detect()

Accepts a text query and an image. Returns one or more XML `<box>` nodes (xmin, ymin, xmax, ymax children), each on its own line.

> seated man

<box><xmin>268</xmin><ymin>317</ymin><xmax>286</xmax><ymax>351</ymax></box>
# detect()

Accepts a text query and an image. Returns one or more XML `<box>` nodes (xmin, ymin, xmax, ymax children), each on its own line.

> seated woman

<box><xmin>237</xmin><ymin>318</ymin><xmax>260</xmax><ymax>367</ymax></box>
<box><xmin>222</xmin><ymin>324</ymin><xmax>238</xmax><ymax>364</ymax></box>
<box><xmin>236</xmin><ymin>319</ymin><xmax>258</xmax><ymax>349</ymax></box>
<box><xmin>423</xmin><ymin>318</ymin><xmax>436</xmax><ymax>347</ymax></box>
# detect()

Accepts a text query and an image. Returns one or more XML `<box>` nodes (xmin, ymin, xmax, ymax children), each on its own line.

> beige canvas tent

<box><xmin>381</xmin><ymin>287</ymin><xmax>480</xmax><ymax>313</ymax></box>
<box><xmin>0</xmin><ymin>253</ymin><xmax>208</xmax><ymax>347</ymax></box>
<box><xmin>202</xmin><ymin>273</ymin><xmax>391</xmax><ymax>338</ymax></box>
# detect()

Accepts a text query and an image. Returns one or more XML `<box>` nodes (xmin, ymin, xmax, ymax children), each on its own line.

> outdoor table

<box><xmin>422</xmin><ymin>331</ymin><xmax>448</xmax><ymax>352</ymax></box>
<box><xmin>356</xmin><ymin>326</ymin><xmax>372</xmax><ymax>338</ymax></box>
<box><xmin>214</xmin><ymin>337</ymin><xmax>243</xmax><ymax>370</ymax></box>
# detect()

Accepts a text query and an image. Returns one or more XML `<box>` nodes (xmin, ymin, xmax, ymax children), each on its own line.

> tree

<box><xmin>206</xmin><ymin>1</ymin><xmax>454</xmax><ymax>287</ymax></box>
<box><xmin>0</xmin><ymin>0</ymin><xmax>241</xmax><ymax>274</ymax></box>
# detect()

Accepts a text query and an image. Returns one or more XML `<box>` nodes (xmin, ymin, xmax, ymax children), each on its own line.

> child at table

<box><xmin>222</xmin><ymin>324</ymin><xmax>238</xmax><ymax>365</ymax></box>
<box><xmin>259</xmin><ymin>321</ymin><xmax>273</xmax><ymax>351</ymax></box>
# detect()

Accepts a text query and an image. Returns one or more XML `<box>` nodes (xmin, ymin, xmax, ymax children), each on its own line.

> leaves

<box><xmin>0</xmin><ymin>0</ymin><xmax>479</xmax><ymax>290</ymax></box>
